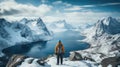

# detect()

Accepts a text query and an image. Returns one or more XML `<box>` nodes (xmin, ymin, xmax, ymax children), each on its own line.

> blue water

<box><xmin>3</xmin><ymin>30</ymin><xmax>89</xmax><ymax>58</ymax></box>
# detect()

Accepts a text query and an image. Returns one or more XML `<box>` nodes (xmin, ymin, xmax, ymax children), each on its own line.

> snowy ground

<box><xmin>18</xmin><ymin>57</ymin><xmax>98</xmax><ymax>67</ymax></box>
<box><xmin>47</xmin><ymin>57</ymin><xmax>97</xmax><ymax>67</ymax></box>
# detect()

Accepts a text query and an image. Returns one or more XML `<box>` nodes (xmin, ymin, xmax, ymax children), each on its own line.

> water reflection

<box><xmin>2</xmin><ymin>30</ymin><xmax>89</xmax><ymax>58</ymax></box>
<box><xmin>2</xmin><ymin>41</ymin><xmax>47</xmax><ymax>57</ymax></box>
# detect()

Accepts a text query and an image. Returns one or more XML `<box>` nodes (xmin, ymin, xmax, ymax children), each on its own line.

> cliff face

<box><xmin>6</xmin><ymin>55</ymin><xmax>28</xmax><ymax>67</ymax></box>
<box><xmin>70</xmin><ymin>17</ymin><xmax>120</xmax><ymax>66</ymax></box>
<box><xmin>0</xmin><ymin>18</ymin><xmax>52</xmax><ymax>57</ymax></box>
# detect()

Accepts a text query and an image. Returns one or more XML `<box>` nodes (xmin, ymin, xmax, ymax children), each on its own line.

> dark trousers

<box><xmin>57</xmin><ymin>53</ymin><xmax>63</xmax><ymax>65</ymax></box>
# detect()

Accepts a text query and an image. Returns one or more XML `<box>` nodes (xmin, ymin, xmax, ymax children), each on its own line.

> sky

<box><xmin>0</xmin><ymin>0</ymin><xmax>120</xmax><ymax>24</ymax></box>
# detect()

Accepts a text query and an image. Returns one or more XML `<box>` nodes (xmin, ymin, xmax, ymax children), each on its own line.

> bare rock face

<box><xmin>69</xmin><ymin>51</ymin><xmax>95</xmax><ymax>62</ymax></box>
<box><xmin>69</xmin><ymin>52</ymin><xmax>83</xmax><ymax>61</ymax></box>
<box><xmin>6</xmin><ymin>54</ymin><xmax>28</xmax><ymax>67</ymax></box>
<box><xmin>6</xmin><ymin>54</ymin><xmax>48</xmax><ymax>67</ymax></box>
<box><xmin>101</xmin><ymin>57</ymin><xmax>120</xmax><ymax>67</ymax></box>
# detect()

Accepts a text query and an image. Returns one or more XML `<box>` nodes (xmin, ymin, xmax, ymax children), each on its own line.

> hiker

<box><xmin>55</xmin><ymin>40</ymin><xmax>65</xmax><ymax>65</ymax></box>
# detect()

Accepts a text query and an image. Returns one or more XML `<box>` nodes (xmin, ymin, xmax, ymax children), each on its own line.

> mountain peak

<box><xmin>101</xmin><ymin>16</ymin><xmax>115</xmax><ymax>26</ymax></box>
<box><xmin>107</xmin><ymin>16</ymin><xmax>112</xmax><ymax>19</ymax></box>
<box><xmin>21</xmin><ymin>18</ymin><xmax>28</xmax><ymax>21</ymax></box>
<box><xmin>38</xmin><ymin>17</ymin><xmax>42</xmax><ymax>20</ymax></box>
<box><xmin>37</xmin><ymin>17</ymin><xmax>43</xmax><ymax>22</ymax></box>
<box><xmin>55</xmin><ymin>20</ymin><xmax>66</xmax><ymax>24</ymax></box>
<box><xmin>20</xmin><ymin>18</ymin><xmax>29</xmax><ymax>24</ymax></box>
<box><xmin>95</xmin><ymin>17</ymin><xmax>120</xmax><ymax>35</ymax></box>
<box><xmin>0</xmin><ymin>18</ymin><xmax>11</xmax><ymax>27</ymax></box>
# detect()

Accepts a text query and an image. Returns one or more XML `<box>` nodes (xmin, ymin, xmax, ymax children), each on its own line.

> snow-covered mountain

<box><xmin>75</xmin><ymin>17</ymin><xmax>120</xmax><ymax>63</ymax></box>
<box><xmin>95</xmin><ymin>16</ymin><xmax>120</xmax><ymax>36</ymax></box>
<box><xmin>47</xmin><ymin>20</ymin><xmax>74</xmax><ymax>33</ymax></box>
<box><xmin>75</xmin><ymin>23</ymin><xmax>93</xmax><ymax>31</ymax></box>
<box><xmin>0</xmin><ymin>18</ymin><xmax>52</xmax><ymax>55</ymax></box>
<box><xmin>49</xmin><ymin>20</ymin><xmax>73</xmax><ymax>29</ymax></box>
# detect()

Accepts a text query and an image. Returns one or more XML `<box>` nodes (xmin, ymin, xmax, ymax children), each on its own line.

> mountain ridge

<box><xmin>75</xmin><ymin>16</ymin><xmax>120</xmax><ymax>63</ymax></box>
<box><xmin>0</xmin><ymin>18</ymin><xmax>52</xmax><ymax>56</ymax></box>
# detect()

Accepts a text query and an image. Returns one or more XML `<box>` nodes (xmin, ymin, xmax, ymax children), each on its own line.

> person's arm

<box><xmin>55</xmin><ymin>44</ymin><xmax>58</xmax><ymax>54</ymax></box>
<box><xmin>62</xmin><ymin>45</ymin><xmax>65</xmax><ymax>54</ymax></box>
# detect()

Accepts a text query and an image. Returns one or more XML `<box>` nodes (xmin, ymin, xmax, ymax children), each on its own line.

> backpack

<box><xmin>58</xmin><ymin>45</ymin><xmax>62</xmax><ymax>54</ymax></box>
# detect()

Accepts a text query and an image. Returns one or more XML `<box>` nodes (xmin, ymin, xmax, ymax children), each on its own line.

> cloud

<box><xmin>64</xmin><ymin>6</ymin><xmax>82</xmax><ymax>11</ymax></box>
<box><xmin>97</xmin><ymin>2</ymin><xmax>120</xmax><ymax>6</ymax></box>
<box><xmin>52</xmin><ymin>1</ymin><xmax>62</xmax><ymax>4</ymax></box>
<box><xmin>65</xmin><ymin>12</ymin><xmax>120</xmax><ymax>24</ymax></box>
<box><xmin>80</xmin><ymin>2</ymin><xmax>120</xmax><ymax>8</ymax></box>
<box><xmin>64</xmin><ymin>2</ymin><xmax>120</xmax><ymax>11</ymax></box>
<box><xmin>0</xmin><ymin>0</ymin><xmax>120</xmax><ymax>25</ymax></box>
<box><xmin>41</xmin><ymin>0</ymin><xmax>48</xmax><ymax>4</ymax></box>
<box><xmin>52</xmin><ymin>1</ymin><xmax>71</xmax><ymax>7</ymax></box>
<box><xmin>43</xmin><ymin>16</ymin><xmax>64</xmax><ymax>23</ymax></box>
<box><xmin>43</xmin><ymin>11</ymin><xmax>120</xmax><ymax>25</ymax></box>
<box><xmin>0</xmin><ymin>8</ymin><xmax>21</xmax><ymax>16</ymax></box>
<box><xmin>0</xmin><ymin>0</ymin><xmax>52</xmax><ymax>17</ymax></box>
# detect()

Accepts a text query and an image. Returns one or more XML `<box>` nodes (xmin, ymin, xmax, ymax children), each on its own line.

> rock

<box><xmin>69</xmin><ymin>52</ymin><xmax>83</xmax><ymax>61</ymax></box>
<box><xmin>6</xmin><ymin>54</ymin><xmax>50</xmax><ymax>67</ymax></box>
<box><xmin>101</xmin><ymin>57</ymin><xmax>120</xmax><ymax>67</ymax></box>
<box><xmin>27</xmin><ymin>58</ymin><xmax>34</xmax><ymax>64</ymax></box>
<box><xmin>83</xmin><ymin>56</ymin><xmax>95</xmax><ymax>62</ymax></box>
<box><xmin>6</xmin><ymin>54</ymin><xmax>28</xmax><ymax>67</ymax></box>
<box><xmin>36</xmin><ymin>55</ymin><xmax>51</xmax><ymax>66</ymax></box>
<box><xmin>37</xmin><ymin>60</ymin><xmax>46</xmax><ymax>66</ymax></box>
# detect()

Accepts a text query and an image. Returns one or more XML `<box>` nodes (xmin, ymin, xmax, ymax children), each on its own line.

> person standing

<box><xmin>55</xmin><ymin>40</ymin><xmax>65</xmax><ymax>65</ymax></box>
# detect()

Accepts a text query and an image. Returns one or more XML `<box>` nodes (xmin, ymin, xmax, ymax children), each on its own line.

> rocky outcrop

<box><xmin>69</xmin><ymin>51</ymin><xmax>95</xmax><ymax>62</ymax></box>
<box><xmin>101</xmin><ymin>57</ymin><xmax>120</xmax><ymax>67</ymax></box>
<box><xmin>6</xmin><ymin>54</ymin><xmax>48</xmax><ymax>67</ymax></box>
<box><xmin>69</xmin><ymin>52</ymin><xmax>83</xmax><ymax>61</ymax></box>
<box><xmin>6</xmin><ymin>54</ymin><xmax>28</xmax><ymax>67</ymax></box>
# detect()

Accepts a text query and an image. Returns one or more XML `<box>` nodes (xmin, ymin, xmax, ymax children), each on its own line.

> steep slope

<box><xmin>75</xmin><ymin>17</ymin><xmax>120</xmax><ymax>63</ymax></box>
<box><xmin>21</xmin><ymin>18</ymin><xmax>51</xmax><ymax>41</ymax></box>
<box><xmin>0</xmin><ymin>18</ymin><xmax>52</xmax><ymax>56</ymax></box>
<box><xmin>95</xmin><ymin>17</ymin><xmax>120</xmax><ymax>36</ymax></box>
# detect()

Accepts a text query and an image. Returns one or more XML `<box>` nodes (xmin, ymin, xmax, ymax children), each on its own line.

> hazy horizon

<box><xmin>0</xmin><ymin>0</ymin><xmax>120</xmax><ymax>24</ymax></box>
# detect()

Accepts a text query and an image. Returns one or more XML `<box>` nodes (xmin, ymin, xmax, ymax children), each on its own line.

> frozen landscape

<box><xmin>0</xmin><ymin>16</ymin><xmax>120</xmax><ymax>67</ymax></box>
<box><xmin>0</xmin><ymin>18</ymin><xmax>52</xmax><ymax>56</ymax></box>
<box><xmin>0</xmin><ymin>0</ymin><xmax>120</xmax><ymax>67</ymax></box>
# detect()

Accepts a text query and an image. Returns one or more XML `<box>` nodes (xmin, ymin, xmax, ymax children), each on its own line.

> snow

<box><xmin>4</xmin><ymin>26</ymin><xmax>29</xmax><ymax>45</ymax></box>
<box><xmin>18</xmin><ymin>57</ymin><xmax>97</xmax><ymax>67</ymax></box>
<box><xmin>1</xmin><ymin>17</ymin><xmax>120</xmax><ymax>67</ymax></box>
<box><xmin>55</xmin><ymin>22</ymin><xmax>65</xmax><ymax>28</ymax></box>
<box><xmin>76</xmin><ymin>17</ymin><xmax>120</xmax><ymax>63</ymax></box>
<box><xmin>0</xmin><ymin>18</ymin><xmax>52</xmax><ymax>57</ymax></box>
<box><xmin>46</xmin><ymin>20</ymin><xmax>74</xmax><ymax>33</ymax></box>
<box><xmin>107</xmin><ymin>64</ymin><xmax>112</xmax><ymax>67</ymax></box>
<box><xmin>0</xmin><ymin>18</ymin><xmax>51</xmax><ymax>45</ymax></box>
<box><xmin>97</xmin><ymin>43</ymin><xmax>112</xmax><ymax>55</ymax></box>
<box><xmin>47</xmin><ymin>57</ymin><xmax>97</xmax><ymax>67</ymax></box>
<box><xmin>18</xmin><ymin>58</ymin><xmax>46</xmax><ymax>67</ymax></box>
<box><xmin>26</xmin><ymin>21</ymin><xmax>44</xmax><ymax>35</ymax></box>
